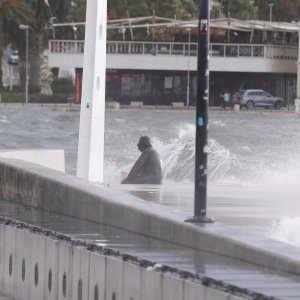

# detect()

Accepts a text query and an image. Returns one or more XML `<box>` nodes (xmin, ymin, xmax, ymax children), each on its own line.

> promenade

<box><xmin>2</xmin><ymin>189</ymin><xmax>300</xmax><ymax>299</ymax></box>
<box><xmin>1</xmin><ymin>158</ymin><xmax>300</xmax><ymax>299</ymax></box>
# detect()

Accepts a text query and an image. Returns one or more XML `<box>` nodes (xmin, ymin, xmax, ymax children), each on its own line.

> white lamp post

<box><xmin>268</xmin><ymin>3</ymin><xmax>274</xmax><ymax>22</ymax></box>
<box><xmin>19</xmin><ymin>24</ymin><xmax>29</xmax><ymax>104</ymax></box>
<box><xmin>186</xmin><ymin>28</ymin><xmax>191</xmax><ymax>107</ymax></box>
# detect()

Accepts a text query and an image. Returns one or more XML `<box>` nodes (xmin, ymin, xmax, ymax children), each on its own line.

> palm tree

<box><xmin>219</xmin><ymin>0</ymin><xmax>258</xmax><ymax>20</ymax></box>
<box><xmin>0</xmin><ymin>0</ymin><xmax>35</xmax><ymax>89</ymax></box>
<box><xmin>28</xmin><ymin>0</ymin><xmax>72</xmax><ymax>86</ymax></box>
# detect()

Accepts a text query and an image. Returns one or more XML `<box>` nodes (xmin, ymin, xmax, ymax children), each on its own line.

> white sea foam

<box><xmin>1</xmin><ymin>116</ymin><xmax>9</xmax><ymax>123</ymax></box>
<box><xmin>211</xmin><ymin>120</ymin><xmax>227</xmax><ymax>128</ymax></box>
<box><xmin>269</xmin><ymin>216</ymin><xmax>300</xmax><ymax>247</ymax></box>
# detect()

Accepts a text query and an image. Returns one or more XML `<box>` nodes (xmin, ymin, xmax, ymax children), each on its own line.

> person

<box><xmin>222</xmin><ymin>90</ymin><xmax>231</xmax><ymax>109</ymax></box>
<box><xmin>121</xmin><ymin>136</ymin><xmax>163</xmax><ymax>184</ymax></box>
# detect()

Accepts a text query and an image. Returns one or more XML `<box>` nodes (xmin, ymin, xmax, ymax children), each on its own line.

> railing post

<box><xmin>264</xmin><ymin>45</ymin><xmax>267</xmax><ymax>58</ymax></box>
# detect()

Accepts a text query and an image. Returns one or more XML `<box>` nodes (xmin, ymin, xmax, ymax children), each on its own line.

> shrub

<box><xmin>29</xmin><ymin>93</ymin><xmax>68</xmax><ymax>103</ymax></box>
<box><xmin>51</xmin><ymin>77</ymin><xmax>74</xmax><ymax>96</ymax></box>
<box><xmin>0</xmin><ymin>90</ymin><xmax>69</xmax><ymax>103</ymax></box>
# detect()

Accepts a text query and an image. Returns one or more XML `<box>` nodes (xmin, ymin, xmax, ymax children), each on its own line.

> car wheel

<box><xmin>273</xmin><ymin>101</ymin><xmax>281</xmax><ymax>110</ymax></box>
<box><xmin>246</xmin><ymin>100</ymin><xmax>255</xmax><ymax>110</ymax></box>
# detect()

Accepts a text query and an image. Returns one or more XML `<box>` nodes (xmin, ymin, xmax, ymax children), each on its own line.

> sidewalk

<box><xmin>0</xmin><ymin>294</ymin><xmax>12</xmax><ymax>300</ymax></box>
<box><xmin>0</xmin><ymin>101</ymin><xmax>296</xmax><ymax>113</ymax></box>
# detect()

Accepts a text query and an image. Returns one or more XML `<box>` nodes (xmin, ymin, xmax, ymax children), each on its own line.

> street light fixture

<box><xmin>268</xmin><ymin>3</ymin><xmax>274</xmax><ymax>22</ymax></box>
<box><xmin>19</xmin><ymin>24</ymin><xmax>29</xmax><ymax>104</ymax></box>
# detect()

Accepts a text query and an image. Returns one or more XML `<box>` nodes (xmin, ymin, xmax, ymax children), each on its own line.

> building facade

<box><xmin>48</xmin><ymin>18</ymin><xmax>299</xmax><ymax>106</ymax></box>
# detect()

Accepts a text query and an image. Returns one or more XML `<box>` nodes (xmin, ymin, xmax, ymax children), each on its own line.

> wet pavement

<box><xmin>112</xmin><ymin>183</ymin><xmax>300</xmax><ymax>236</ymax></box>
<box><xmin>2</xmin><ymin>199</ymin><xmax>300</xmax><ymax>299</ymax></box>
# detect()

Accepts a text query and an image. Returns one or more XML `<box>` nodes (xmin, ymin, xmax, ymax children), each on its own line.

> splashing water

<box><xmin>104</xmin><ymin>122</ymin><xmax>240</xmax><ymax>184</ymax></box>
<box><xmin>158</xmin><ymin>124</ymin><xmax>195</xmax><ymax>182</ymax></box>
<box><xmin>2</xmin><ymin>107</ymin><xmax>300</xmax><ymax>244</ymax></box>
<box><xmin>269</xmin><ymin>216</ymin><xmax>300</xmax><ymax>247</ymax></box>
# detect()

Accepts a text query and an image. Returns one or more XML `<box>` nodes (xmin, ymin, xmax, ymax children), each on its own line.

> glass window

<box><xmin>164</xmin><ymin>76</ymin><xmax>173</xmax><ymax>89</ymax></box>
<box><xmin>121</xmin><ymin>75</ymin><xmax>131</xmax><ymax>97</ymax></box>
<box><xmin>173</xmin><ymin>76</ymin><xmax>182</xmax><ymax>95</ymax></box>
<box><xmin>131</xmin><ymin>74</ymin><xmax>142</xmax><ymax>97</ymax></box>
<box><xmin>141</xmin><ymin>74</ymin><xmax>151</xmax><ymax>97</ymax></box>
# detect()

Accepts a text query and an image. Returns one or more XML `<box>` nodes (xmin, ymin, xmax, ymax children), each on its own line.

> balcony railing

<box><xmin>49</xmin><ymin>40</ymin><xmax>298</xmax><ymax>61</ymax></box>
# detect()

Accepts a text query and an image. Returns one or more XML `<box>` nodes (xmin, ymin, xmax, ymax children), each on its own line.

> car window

<box><xmin>265</xmin><ymin>92</ymin><xmax>271</xmax><ymax>97</ymax></box>
<box><xmin>248</xmin><ymin>91</ymin><xmax>261</xmax><ymax>96</ymax></box>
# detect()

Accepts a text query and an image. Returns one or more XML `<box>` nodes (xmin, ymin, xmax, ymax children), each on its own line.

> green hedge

<box><xmin>0</xmin><ymin>77</ymin><xmax>75</xmax><ymax>103</ymax></box>
<box><xmin>51</xmin><ymin>77</ymin><xmax>74</xmax><ymax>95</ymax></box>
<box><xmin>0</xmin><ymin>90</ymin><xmax>70</xmax><ymax>103</ymax></box>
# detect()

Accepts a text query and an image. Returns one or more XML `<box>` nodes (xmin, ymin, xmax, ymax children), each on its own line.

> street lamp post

<box><xmin>19</xmin><ymin>25</ymin><xmax>29</xmax><ymax>105</ymax></box>
<box><xmin>297</xmin><ymin>22</ymin><xmax>300</xmax><ymax>99</ymax></box>
<box><xmin>185</xmin><ymin>0</ymin><xmax>213</xmax><ymax>223</ymax></box>
<box><xmin>186</xmin><ymin>28</ymin><xmax>191</xmax><ymax>107</ymax></box>
<box><xmin>292</xmin><ymin>21</ymin><xmax>300</xmax><ymax>113</ymax></box>
<box><xmin>268</xmin><ymin>3</ymin><xmax>274</xmax><ymax>22</ymax></box>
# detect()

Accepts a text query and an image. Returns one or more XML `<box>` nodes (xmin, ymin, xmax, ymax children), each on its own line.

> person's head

<box><xmin>137</xmin><ymin>136</ymin><xmax>151</xmax><ymax>152</ymax></box>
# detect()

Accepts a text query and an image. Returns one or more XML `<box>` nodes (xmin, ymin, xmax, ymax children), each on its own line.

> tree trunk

<box><xmin>29</xmin><ymin>30</ymin><xmax>43</xmax><ymax>87</ymax></box>
<box><xmin>18</xmin><ymin>60</ymin><xmax>26</xmax><ymax>91</ymax></box>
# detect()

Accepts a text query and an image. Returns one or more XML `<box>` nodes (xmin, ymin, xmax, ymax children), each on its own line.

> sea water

<box><xmin>1</xmin><ymin>106</ymin><xmax>300</xmax><ymax>247</ymax></box>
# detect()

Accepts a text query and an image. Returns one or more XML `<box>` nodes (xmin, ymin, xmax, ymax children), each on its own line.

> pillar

<box><xmin>76</xmin><ymin>0</ymin><xmax>107</xmax><ymax>182</ymax></box>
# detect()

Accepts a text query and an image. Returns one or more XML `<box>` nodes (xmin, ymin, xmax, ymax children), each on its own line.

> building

<box><xmin>48</xmin><ymin>17</ymin><xmax>299</xmax><ymax>106</ymax></box>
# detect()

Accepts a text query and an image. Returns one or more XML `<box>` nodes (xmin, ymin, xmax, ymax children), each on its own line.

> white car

<box><xmin>8</xmin><ymin>50</ymin><xmax>19</xmax><ymax>65</ymax></box>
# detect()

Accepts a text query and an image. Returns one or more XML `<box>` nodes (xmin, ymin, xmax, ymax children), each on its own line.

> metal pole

<box><xmin>25</xmin><ymin>27</ymin><xmax>29</xmax><ymax>104</ymax></box>
<box><xmin>186</xmin><ymin>28</ymin><xmax>191</xmax><ymax>107</ymax></box>
<box><xmin>297</xmin><ymin>23</ymin><xmax>300</xmax><ymax>99</ymax></box>
<box><xmin>19</xmin><ymin>25</ymin><xmax>29</xmax><ymax>104</ymax></box>
<box><xmin>186</xmin><ymin>0</ymin><xmax>213</xmax><ymax>223</ymax></box>
<box><xmin>268</xmin><ymin>3</ymin><xmax>273</xmax><ymax>22</ymax></box>
<box><xmin>9</xmin><ymin>65</ymin><xmax>13</xmax><ymax>91</ymax></box>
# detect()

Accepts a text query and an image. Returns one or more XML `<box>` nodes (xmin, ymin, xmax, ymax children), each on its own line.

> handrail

<box><xmin>49</xmin><ymin>40</ymin><xmax>298</xmax><ymax>60</ymax></box>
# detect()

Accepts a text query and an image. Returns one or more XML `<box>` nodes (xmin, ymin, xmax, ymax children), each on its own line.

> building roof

<box><xmin>52</xmin><ymin>17</ymin><xmax>300</xmax><ymax>33</ymax></box>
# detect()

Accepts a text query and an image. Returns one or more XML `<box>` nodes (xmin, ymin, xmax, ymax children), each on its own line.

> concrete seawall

<box><xmin>0</xmin><ymin>221</ymin><xmax>245</xmax><ymax>300</ymax></box>
<box><xmin>1</xmin><ymin>158</ymin><xmax>300</xmax><ymax>277</ymax></box>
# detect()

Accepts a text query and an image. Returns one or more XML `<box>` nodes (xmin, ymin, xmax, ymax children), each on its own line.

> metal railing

<box><xmin>50</xmin><ymin>40</ymin><xmax>85</xmax><ymax>54</ymax></box>
<box><xmin>49</xmin><ymin>40</ymin><xmax>298</xmax><ymax>60</ymax></box>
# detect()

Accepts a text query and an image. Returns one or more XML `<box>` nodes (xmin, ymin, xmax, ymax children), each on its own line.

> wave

<box><xmin>104</xmin><ymin>121</ymin><xmax>300</xmax><ymax>187</ymax></box>
<box><xmin>269</xmin><ymin>216</ymin><xmax>300</xmax><ymax>247</ymax></box>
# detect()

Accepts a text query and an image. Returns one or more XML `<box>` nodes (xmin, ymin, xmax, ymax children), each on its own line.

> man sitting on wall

<box><xmin>121</xmin><ymin>136</ymin><xmax>163</xmax><ymax>184</ymax></box>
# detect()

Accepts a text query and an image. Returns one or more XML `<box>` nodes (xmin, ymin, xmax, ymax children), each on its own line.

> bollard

<box><xmin>233</xmin><ymin>104</ymin><xmax>240</xmax><ymax>112</ymax></box>
<box><xmin>295</xmin><ymin>99</ymin><xmax>300</xmax><ymax>113</ymax></box>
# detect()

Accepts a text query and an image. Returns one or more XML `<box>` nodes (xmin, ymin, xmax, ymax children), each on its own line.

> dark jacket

<box><xmin>122</xmin><ymin>146</ymin><xmax>162</xmax><ymax>184</ymax></box>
